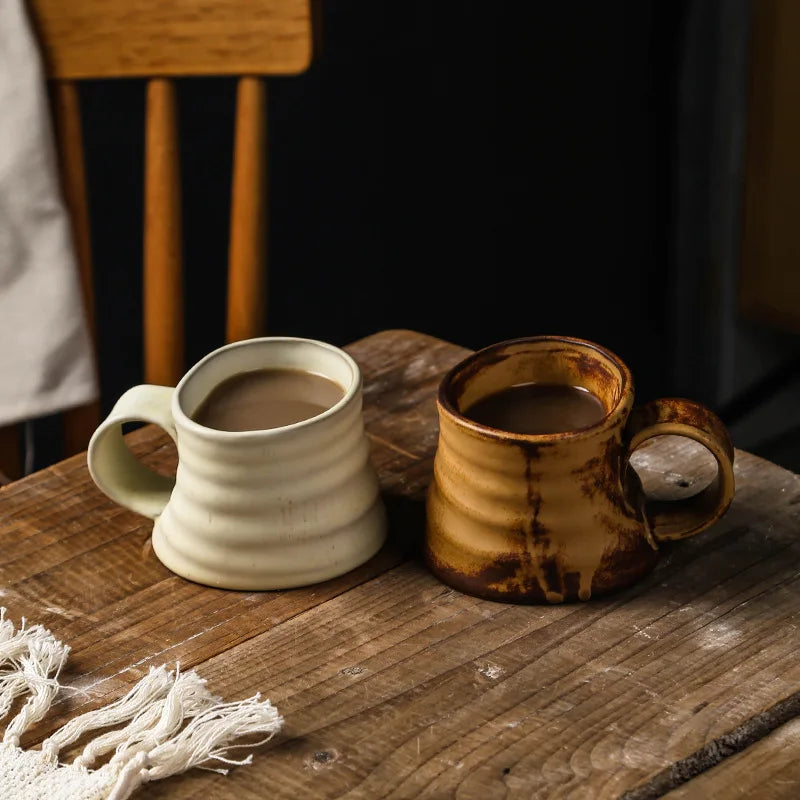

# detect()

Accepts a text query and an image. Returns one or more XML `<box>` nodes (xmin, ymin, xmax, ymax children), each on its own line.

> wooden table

<box><xmin>1</xmin><ymin>329</ymin><xmax>799</xmax><ymax>799</ymax></box>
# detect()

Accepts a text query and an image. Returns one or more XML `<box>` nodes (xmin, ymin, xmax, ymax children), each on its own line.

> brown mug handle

<box><xmin>624</xmin><ymin>398</ymin><xmax>735</xmax><ymax>542</ymax></box>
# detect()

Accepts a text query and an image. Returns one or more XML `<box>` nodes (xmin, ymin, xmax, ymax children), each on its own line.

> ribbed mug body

<box><xmin>426</xmin><ymin>337</ymin><xmax>658</xmax><ymax>603</ymax></box>
<box><xmin>153</xmin><ymin>338</ymin><xmax>386</xmax><ymax>589</ymax></box>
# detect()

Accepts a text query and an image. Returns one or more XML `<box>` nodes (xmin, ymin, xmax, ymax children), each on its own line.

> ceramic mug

<box><xmin>88</xmin><ymin>337</ymin><xmax>387</xmax><ymax>590</ymax></box>
<box><xmin>425</xmin><ymin>336</ymin><xmax>735</xmax><ymax>604</ymax></box>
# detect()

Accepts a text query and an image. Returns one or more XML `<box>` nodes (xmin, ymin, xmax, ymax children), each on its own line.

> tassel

<box><xmin>0</xmin><ymin>611</ymin><xmax>66</xmax><ymax>669</ymax></box>
<box><xmin>145</xmin><ymin>694</ymin><xmax>283</xmax><ymax>776</ymax></box>
<box><xmin>0</xmin><ymin>608</ymin><xmax>15</xmax><ymax>645</ymax></box>
<box><xmin>76</xmin><ymin>667</ymin><xmax>217</xmax><ymax>767</ymax></box>
<box><xmin>106</xmin><ymin>694</ymin><xmax>283</xmax><ymax>799</ymax></box>
<box><xmin>41</xmin><ymin>665</ymin><xmax>174</xmax><ymax>763</ymax></box>
<box><xmin>1</xmin><ymin>620</ymin><xmax>69</xmax><ymax>745</ymax></box>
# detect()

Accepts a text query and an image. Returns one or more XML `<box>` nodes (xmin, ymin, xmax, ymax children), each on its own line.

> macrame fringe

<box><xmin>0</xmin><ymin>608</ymin><xmax>70</xmax><ymax>744</ymax></box>
<box><xmin>107</xmin><ymin>693</ymin><xmax>283</xmax><ymax>800</ymax></box>
<box><xmin>0</xmin><ymin>609</ymin><xmax>283</xmax><ymax>799</ymax></box>
<box><xmin>75</xmin><ymin>666</ymin><xmax>219</xmax><ymax>768</ymax></box>
<box><xmin>40</xmin><ymin>664</ymin><xmax>203</xmax><ymax>765</ymax></box>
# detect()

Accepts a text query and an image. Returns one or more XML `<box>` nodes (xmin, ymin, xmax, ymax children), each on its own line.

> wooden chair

<box><xmin>0</xmin><ymin>0</ymin><xmax>314</xmax><ymax>481</ymax></box>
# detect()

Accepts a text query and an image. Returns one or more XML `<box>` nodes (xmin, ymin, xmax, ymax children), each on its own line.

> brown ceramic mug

<box><xmin>425</xmin><ymin>336</ymin><xmax>735</xmax><ymax>603</ymax></box>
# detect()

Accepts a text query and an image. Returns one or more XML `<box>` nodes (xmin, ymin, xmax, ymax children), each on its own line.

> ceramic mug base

<box><xmin>152</xmin><ymin>500</ymin><xmax>387</xmax><ymax>590</ymax></box>
<box><xmin>424</xmin><ymin>540</ymin><xmax>659</xmax><ymax>604</ymax></box>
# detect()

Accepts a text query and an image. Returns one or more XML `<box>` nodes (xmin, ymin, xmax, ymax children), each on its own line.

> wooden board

<box><xmin>0</xmin><ymin>329</ymin><xmax>799</xmax><ymax>798</ymax></box>
<box><xmin>664</xmin><ymin>717</ymin><xmax>800</xmax><ymax>799</ymax></box>
<box><xmin>28</xmin><ymin>0</ymin><xmax>313</xmax><ymax>79</ymax></box>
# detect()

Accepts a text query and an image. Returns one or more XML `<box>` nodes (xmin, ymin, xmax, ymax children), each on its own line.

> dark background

<box><xmin>31</xmin><ymin>1</ymin><xmax>800</xmax><ymax>471</ymax></box>
<box><xmin>79</xmin><ymin>2</ymin><xmax>675</xmax><ymax>407</ymax></box>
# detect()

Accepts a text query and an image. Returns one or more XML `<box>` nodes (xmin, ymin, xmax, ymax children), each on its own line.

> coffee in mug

<box><xmin>463</xmin><ymin>382</ymin><xmax>606</xmax><ymax>435</ymax></box>
<box><xmin>192</xmin><ymin>367</ymin><xmax>345</xmax><ymax>432</ymax></box>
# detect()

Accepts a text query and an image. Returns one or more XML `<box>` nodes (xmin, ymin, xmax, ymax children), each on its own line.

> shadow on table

<box><xmin>382</xmin><ymin>491</ymin><xmax>427</xmax><ymax>560</ymax></box>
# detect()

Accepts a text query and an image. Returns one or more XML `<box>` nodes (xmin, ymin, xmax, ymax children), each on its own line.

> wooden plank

<box><xmin>0</xmin><ymin>331</ymin><xmax>464</xmax><ymax>737</ymax></box>
<box><xmin>28</xmin><ymin>0</ymin><xmax>312</xmax><ymax>79</ymax></box>
<box><xmin>144</xmin><ymin>78</ymin><xmax>184</xmax><ymax>386</ymax></box>
<box><xmin>51</xmin><ymin>80</ymin><xmax>101</xmax><ymax>456</ymax></box>
<box><xmin>98</xmin><ymin>444</ymin><xmax>799</xmax><ymax>800</ymax></box>
<box><xmin>52</xmin><ymin>81</ymin><xmax>95</xmax><ymax>342</ymax></box>
<box><xmin>227</xmin><ymin>77</ymin><xmax>267</xmax><ymax>342</ymax></box>
<box><xmin>739</xmin><ymin>0</ymin><xmax>800</xmax><ymax>333</ymax></box>
<box><xmin>1</xmin><ymin>330</ymin><xmax>799</xmax><ymax>798</ymax></box>
<box><xmin>664</xmin><ymin>717</ymin><xmax>800</xmax><ymax>799</ymax></box>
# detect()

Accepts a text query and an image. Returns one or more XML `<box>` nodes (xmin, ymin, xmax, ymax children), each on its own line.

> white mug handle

<box><xmin>87</xmin><ymin>385</ymin><xmax>177</xmax><ymax>519</ymax></box>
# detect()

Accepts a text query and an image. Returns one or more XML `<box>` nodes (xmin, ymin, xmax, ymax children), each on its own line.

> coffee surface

<box><xmin>193</xmin><ymin>368</ymin><xmax>345</xmax><ymax>432</ymax></box>
<box><xmin>464</xmin><ymin>382</ymin><xmax>606</xmax><ymax>435</ymax></box>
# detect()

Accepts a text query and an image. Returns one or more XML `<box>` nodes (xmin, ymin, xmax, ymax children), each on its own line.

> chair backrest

<box><xmin>0</xmin><ymin>0</ymin><xmax>313</xmax><ymax>480</ymax></box>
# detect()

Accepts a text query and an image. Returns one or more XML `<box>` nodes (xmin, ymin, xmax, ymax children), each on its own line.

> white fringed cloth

<box><xmin>0</xmin><ymin>610</ymin><xmax>283</xmax><ymax>799</ymax></box>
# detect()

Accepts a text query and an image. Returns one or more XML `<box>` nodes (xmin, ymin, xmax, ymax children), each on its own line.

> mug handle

<box><xmin>87</xmin><ymin>385</ymin><xmax>177</xmax><ymax>520</ymax></box>
<box><xmin>624</xmin><ymin>398</ymin><xmax>735</xmax><ymax>542</ymax></box>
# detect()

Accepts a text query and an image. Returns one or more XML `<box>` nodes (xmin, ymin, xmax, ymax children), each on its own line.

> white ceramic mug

<box><xmin>88</xmin><ymin>337</ymin><xmax>387</xmax><ymax>590</ymax></box>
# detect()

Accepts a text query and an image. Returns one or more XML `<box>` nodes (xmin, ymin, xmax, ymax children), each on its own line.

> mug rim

<box><xmin>173</xmin><ymin>336</ymin><xmax>361</xmax><ymax>440</ymax></box>
<box><xmin>438</xmin><ymin>335</ymin><xmax>634</xmax><ymax>443</ymax></box>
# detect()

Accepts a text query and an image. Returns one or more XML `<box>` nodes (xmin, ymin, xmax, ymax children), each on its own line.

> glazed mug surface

<box><xmin>425</xmin><ymin>336</ymin><xmax>735</xmax><ymax>603</ymax></box>
<box><xmin>88</xmin><ymin>337</ymin><xmax>387</xmax><ymax>590</ymax></box>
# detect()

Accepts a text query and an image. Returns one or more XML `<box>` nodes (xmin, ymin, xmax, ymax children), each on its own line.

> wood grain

<box><xmin>664</xmin><ymin>717</ymin><xmax>800</xmax><ymax>799</ymax></box>
<box><xmin>28</xmin><ymin>0</ymin><xmax>312</xmax><ymax>79</ymax></box>
<box><xmin>52</xmin><ymin>81</ymin><xmax>94</xmax><ymax>342</ymax></box>
<box><xmin>0</xmin><ymin>331</ymin><xmax>455</xmax><ymax>737</ymax></box>
<box><xmin>739</xmin><ymin>0</ymin><xmax>800</xmax><ymax>333</ymax></box>
<box><xmin>124</xmin><ymin>448</ymin><xmax>800</xmax><ymax>800</ymax></box>
<box><xmin>144</xmin><ymin>79</ymin><xmax>184</xmax><ymax>386</ymax></box>
<box><xmin>0</xmin><ymin>330</ymin><xmax>799</xmax><ymax>798</ymax></box>
<box><xmin>52</xmin><ymin>80</ymin><xmax>101</xmax><ymax>456</ymax></box>
<box><xmin>227</xmin><ymin>77</ymin><xmax>267</xmax><ymax>342</ymax></box>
